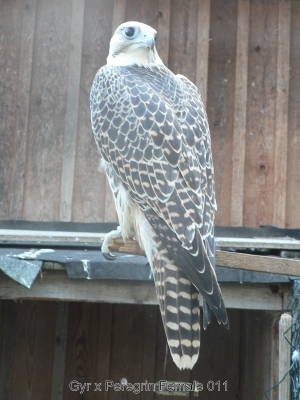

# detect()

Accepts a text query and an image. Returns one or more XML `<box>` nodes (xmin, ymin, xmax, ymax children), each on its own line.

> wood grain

<box><xmin>157</xmin><ymin>0</ymin><xmax>171</xmax><ymax>67</ymax></box>
<box><xmin>191</xmin><ymin>309</ymin><xmax>241</xmax><ymax>399</ymax></box>
<box><xmin>72</xmin><ymin>0</ymin><xmax>114</xmax><ymax>223</ymax></box>
<box><xmin>23</xmin><ymin>0</ymin><xmax>73</xmax><ymax>221</ymax></box>
<box><xmin>96</xmin><ymin>303</ymin><xmax>113</xmax><ymax>399</ymax></box>
<box><xmin>108</xmin><ymin>305</ymin><xmax>145</xmax><ymax>399</ymax></box>
<box><xmin>107</xmin><ymin>237</ymin><xmax>300</xmax><ymax>276</ymax></box>
<box><xmin>11</xmin><ymin>301</ymin><xmax>56</xmax><ymax>400</ymax></box>
<box><xmin>0</xmin><ymin>301</ymin><xmax>17</xmax><ymax>400</ymax></box>
<box><xmin>125</xmin><ymin>0</ymin><xmax>159</xmax><ymax>30</ymax></box>
<box><xmin>60</xmin><ymin>0</ymin><xmax>85</xmax><ymax>222</ymax></box>
<box><xmin>51</xmin><ymin>302</ymin><xmax>69</xmax><ymax>400</ymax></box>
<box><xmin>208</xmin><ymin>0</ymin><xmax>238</xmax><ymax>226</ymax></box>
<box><xmin>112</xmin><ymin>0</ymin><xmax>126</xmax><ymax>32</ymax></box>
<box><xmin>273</xmin><ymin>0</ymin><xmax>291</xmax><ymax>228</ymax></box>
<box><xmin>169</xmin><ymin>0</ymin><xmax>199</xmax><ymax>83</ymax></box>
<box><xmin>239</xmin><ymin>311</ymin><xmax>279</xmax><ymax>400</ymax></box>
<box><xmin>0</xmin><ymin>270</ymin><xmax>289</xmax><ymax>310</ymax></box>
<box><xmin>278</xmin><ymin>313</ymin><xmax>291</xmax><ymax>400</ymax></box>
<box><xmin>243</xmin><ymin>1</ymin><xmax>278</xmax><ymax>227</ymax></box>
<box><xmin>0</xmin><ymin>0</ymin><xmax>23</xmax><ymax>219</ymax></box>
<box><xmin>231</xmin><ymin>0</ymin><xmax>250</xmax><ymax>226</ymax></box>
<box><xmin>196</xmin><ymin>0</ymin><xmax>211</xmax><ymax>107</ymax></box>
<box><xmin>141</xmin><ymin>306</ymin><xmax>157</xmax><ymax>400</ymax></box>
<box><xmin>63</xmin><ymin>303</ymin><xmax>101</xmax><ymax>400</ymax></box>
<box><xmin>285</xmin><ymin>0</ymin><xmax>300</xmax><ymax>229</ymax></box>
<box><xmin>9</xmin><ymin>0</ymin><xmax>37</xmax><ymax>219</ymax></box>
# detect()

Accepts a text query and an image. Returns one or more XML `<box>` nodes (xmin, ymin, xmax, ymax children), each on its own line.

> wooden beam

<box><xmin>2</xmin><ymin>230</ymin><xmax>300</xmax><ymax>249</ymax></box>
<box><xmin>278</xmin><ymin>313</ymin><xmax>292</xmax><ymax>400</ymax></box>
<box><xmin>216</xmin><ymin>250</ymin><xmax>300</xmax><ymax>277</ymax></box>
<box><xmin>273</xmin><ymin>0</ymin><xmax>291</xmax><ymax>227</ymax></box>
<box><xmin>196</xmin><ymin>0</ymin><xmax>211</xmax><ymax>107</ymax></box>
<box><xmin>216</xmin><ymin>236</ymin><xmax>300</xmax><ymax>250</ymax></box>
<box><xmin>231</xmin><ymin>0</ymin><xmax>250</xmax><ymax>226</ymax></box>
<box><xmin>59</xmin><ymin>0</ymin><xmax>85</xmax><ymax>221</ymax></box>
<box><xmin>108</xmin><ymin>238</ymin><xmax>300</xmax><ymax>276</ymax></box>
<box><xmin>1</xmin><ymin>231</ymin><xmax>300</xmax><ymax>276</ymax></box>
<box><xmin>0</xmin><ymin>270</ymin><xmax>289</xmax><ymax>310</ymax></box>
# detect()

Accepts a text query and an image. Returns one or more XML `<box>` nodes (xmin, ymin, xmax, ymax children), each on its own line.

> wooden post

<box><xmin>279</xmin><ymin>313</ymin><xmax>292</xmax><ymax>400</ymax></box>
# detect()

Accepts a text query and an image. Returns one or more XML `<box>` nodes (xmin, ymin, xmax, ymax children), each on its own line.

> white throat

<box><xmin>107</xmin><ymin>48</ymin><xmax>163</xmax><ymax>67</ymax></box>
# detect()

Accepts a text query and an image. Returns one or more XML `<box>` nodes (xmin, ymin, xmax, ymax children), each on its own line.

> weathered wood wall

<box><xmin>0</xmin><ymin>300</ymin><xmax>280</xmax><ymax>400</ymax></box>
<box><xmin>0</xmin><ymin>0</ymin><xmax>299</xmax><ymax>228</ymax></box>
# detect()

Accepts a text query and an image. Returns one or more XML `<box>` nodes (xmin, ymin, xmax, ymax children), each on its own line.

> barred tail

<box><xmin>152</xmin><ymin>237</ymin><xmax>201</xmax><ymax>370</ymax></box>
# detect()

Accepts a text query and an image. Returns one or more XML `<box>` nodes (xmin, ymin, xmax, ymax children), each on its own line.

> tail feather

<box><xmin>152</xmin><ymin>236</ymin><xmax>200</xmax><ymax>370</ymax></box>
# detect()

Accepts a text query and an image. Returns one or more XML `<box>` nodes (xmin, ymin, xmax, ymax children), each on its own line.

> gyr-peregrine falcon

<box><xmin>90</xmin><ymin>21</ymin><xmax>229</xmax><ymax>370</ymax></box>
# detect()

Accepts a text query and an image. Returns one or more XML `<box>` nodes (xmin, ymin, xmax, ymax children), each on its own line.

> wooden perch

<box><xmin>108</xmin><ymin>238</ymin><xmax>300</xmax><ymax>277</ymax></box>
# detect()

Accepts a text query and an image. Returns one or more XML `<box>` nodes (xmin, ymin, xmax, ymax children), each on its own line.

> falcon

<box><xmin>90</xmin><ymin>21</ymin><xmax>229</xmax><ymax>370</ymax></box>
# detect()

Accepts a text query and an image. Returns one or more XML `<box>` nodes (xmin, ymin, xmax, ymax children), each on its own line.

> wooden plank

<box><xmin>0</xmin><ymin>228</ymin><xmax>106</xmax><ymax>242</ymax></box>
<box><xmin>9</xmin><ymin>0</ymin><xmax>37</xmax><ymax>219</ymax></box>
<box><xmin>141</xmin><ymin>306</ymin><xmax>157</xmax><ymax>400</ymax></box>
<box><xmin>50</xmin><ymin>302</ymin><xmax>69</xmax><ymax>400</ymax></box>
<box><xmin>0</xmin><ymin>301</ymin><xmax>18</xmax><ymax>400</ymax></box>
<box><xmin>230</xmin><ymin>0</ymin><xmax>250</xmax><ymax>226</ymax></box>
<box><xmin>112</xmin><ymin>0</ymin><xmax>126</xmax><ymax>32</ymax></box>
<box><xmin>59</xmin><ymin>0</ymin><xmax>85</xmax><ymax>222</ymax></box>
<box><xmin>191</xmin><ymin>309</ymin><xmax>241</xmax><ymax>399</ymax></box>
<box><xmin>169</xmin><ymin>0</ymin><xmax>199</xmax><ymax>83</ymax></box>
<box><xmin>23</xmin><ymin>0</ymin><xmax>73</xmax><ymax>221</ymax></box>
<box><xmin>11</xmin><ymin>301</ymin><xmax>56</xmax><ymax>399</ymax></box>
<box><xmin>196</xmin><ymin>0</ymin><xmax>211</xmax><ymax>107</ymax></box>
<box><xmin>273</xmin><ymin>0</ymin><xmax>291</xmax><ymax>228</ymax></box>
<box><xmin>107</xmin><ymin>238</ymin><xmax>300</xmax><ymax>276</ymax></box>
<box><xmin>101</xmin><ymin>0</ymin><xmax>128</xmax><ymax>224</ymax></box>
<box><xmin>216</xmin><ymin>250</ymin><xmax>300</xmax><ymax>277</ymax></box>
<box><xmin>243</xmin><ymin>1</ymin><xmax>278</xmax><ymax>227</ymax></box>
<box><xmin>72</xmin><ymin>0</ymin><xmax>114</xmax><ymax>222</ymax></box>
<box><xmin>108</xmin><ymin>305</ymin><xmax>145</xmax><ymax>399</ymax></box>
<box><xmin>96</xmin><ymin>303</ymin><xmax>113</xmax><ymax>400</ymax></box>
<box><xmin>286</xmin><ymin>1</ymin><xmax>300</xmax><ymax>229</ymax></box>
<box><xmin>109</xmin><ymin>236</ymin><xmax>300</xmax><ymax>252</ymax></box>
<box><xmin>63</xmin><ymin>303</ymin><xmax>102</xmax><ymax>400</ymax></box>
<box><xmin>0</xmin><ymin>0</ymin><xmax>23</xmax><ymax>219</ymax></box>
<box><xmin>2</xmin><ymin>229</ymin><xmax>300</xmax><ymax>249</ymax></box>
<box><xmin>0</xmin><ymin>270</ymin><xmax>289</xmax><ymax>310</ymax></box>
<box><xmin>239</xmin><ymin>311</ymin><xmax>279</xmax><ymax>400</ymax></box>
<box><xmin>216</xmin><ymin>236</ymin><xmax>300</xmax><ymax>250</ymax></box>
<box><xmin>207</xmin><ymin>0</ymin><xmax>238</xmax><ymax>226</ymax></box>
<box><xmin>124</xmin><ymin>0</ymin><xmax>159</xmax><ymax>30</ymax></box>
<box><xmin>278</xmin><ymin>313</ymin><xmax>291</xmax><ymax>400</ymax></box>
<box><xmin>157</xmin><ymin>0</ymin><xmax>171</xmax><ymax>67</ymax></box>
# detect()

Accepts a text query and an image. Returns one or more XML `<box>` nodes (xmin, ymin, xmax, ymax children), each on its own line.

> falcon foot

<box><xmin>101</xmin><ymin>226</ymin><xmax>122</xmax><ymax>260</ymax></box>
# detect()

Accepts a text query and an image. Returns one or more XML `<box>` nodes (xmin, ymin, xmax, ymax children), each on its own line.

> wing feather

<box><xmin>90</xmin><ymin>64</ymin><xmax>228</xmax><ymax>328</ymax></box>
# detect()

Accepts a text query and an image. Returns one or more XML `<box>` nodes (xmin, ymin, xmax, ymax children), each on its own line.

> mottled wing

<box><xmin>90</xmin><ymin>64</ymin><xmax>228</xmax><ymax>326</ymax></box>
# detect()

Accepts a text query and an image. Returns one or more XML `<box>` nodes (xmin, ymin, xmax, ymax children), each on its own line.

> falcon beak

<box><xmin>142</xmin><ymin>35</ymin><xmax>155</xmax><ymax>51</ymax></box>
<box><xmin>146</xmin><ymin>37</ymin><xmax>155</xmax><ymax>50</ymax></box>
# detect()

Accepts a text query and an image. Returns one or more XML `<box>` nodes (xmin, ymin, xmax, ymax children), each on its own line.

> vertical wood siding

<box><xmin>0</xmin><ymin>0</ymin><xmax>298</xmax><ymax>228</ymax></box>
<box><xmin>0</xmin><ymin>300</ymin><xmax>279</xmax><ymax>399</ymax></box>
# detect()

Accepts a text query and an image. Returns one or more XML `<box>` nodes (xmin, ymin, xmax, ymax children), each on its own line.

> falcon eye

<box><xmin>124</xmin><ymin>27</ymin><xmax>135</xmax><ymax>37</ymax></box>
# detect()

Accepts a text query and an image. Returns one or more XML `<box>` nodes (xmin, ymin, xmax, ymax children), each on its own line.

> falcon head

<box><xmin>107</xmin><ymin>21</ymin><xmax>163</xmax><ymax>67</ymax></box>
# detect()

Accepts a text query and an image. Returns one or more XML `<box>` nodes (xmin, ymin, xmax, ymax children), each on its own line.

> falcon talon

<box><xmin>90</xmin><ymin>21</ymin><xmax>229</xmax><ymax>371</ymax></box>
<box><xmin>102</xmin><ymin>252</ymin><xmax>116</xmax><ymax>261</ymax></box>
